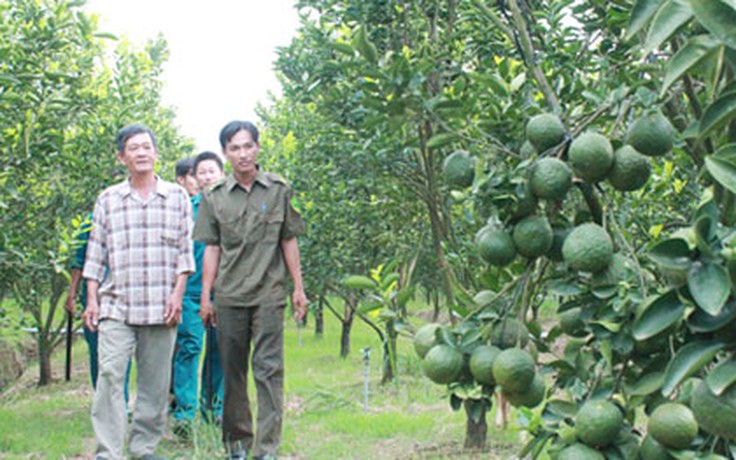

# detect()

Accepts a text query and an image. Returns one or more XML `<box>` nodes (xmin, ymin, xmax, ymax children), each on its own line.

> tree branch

<box><xmin>506</xmin><ymin>0</ymin><xmax>561</xmax><ymax>113</ymax></box>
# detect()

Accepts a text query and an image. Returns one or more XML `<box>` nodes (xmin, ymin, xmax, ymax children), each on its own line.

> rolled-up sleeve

<box><xmin>176</xmin><ymin>190</ymin><xmax>195</xmax><ymax>275</ymax></box>
<box><xmin>280</xmin><ymin>188</ymin><xmax>306</xmax><ymax>240</ymax></box>
<box><xmin>193</xmin><ymin>191</ymin><xmax>220</xmax><ymax>245</ymax></box>
<box><xmin>83</xmin><ymin>197</ymin><xmax>107</xmax><ymax>282</ymax></box>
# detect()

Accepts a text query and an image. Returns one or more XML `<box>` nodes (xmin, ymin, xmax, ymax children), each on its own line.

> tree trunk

<box><xmin>314</xmin><ymin>293</ymin><xmax>325</xmax><ymax>337</ymax></box>
<box><xmin>463</xmin><ymin>400</ymin><xmax>488</xmax><ymax>450</ymax></box>
<box><xmin>380</xmin><ymin>323</ymin><xmax>398</xmax><ymax>385</ymax></box>
<box><xmin>38</xmin><ymin>342</ymin><xmax>52</xmax><ymax>386</ymax></box>
<box><xmin>339</xmin><ymin>304</ymin><xmax>355</xmax><ymax>358</ymax></box>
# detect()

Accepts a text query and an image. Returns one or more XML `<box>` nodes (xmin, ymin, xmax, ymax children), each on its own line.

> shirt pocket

<box><xmin>220</xmin><ymin>216</ymin><xmax>245</xmax><ymax>249</ymax></box>
<box><xmin>258</xmin><ymin>213</ymin><xmax>284</xmax><ymax>244</ymax></box>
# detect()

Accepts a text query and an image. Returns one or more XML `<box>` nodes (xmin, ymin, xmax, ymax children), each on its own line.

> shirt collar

<box><xmin>226</xmin><ymin>166</ymin><xmax>271</xmax><ymax>191</ymax></box>
<box><xmin>117</xmin><ymin>175</ymin><xmax>169</xmax><ymax>198</ymax></box>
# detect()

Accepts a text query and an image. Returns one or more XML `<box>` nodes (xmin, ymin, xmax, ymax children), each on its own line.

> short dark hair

<box><xmin>219</xmin><ymin>120</ymin><xmax>259</xmax><ymax>149</ymax></box>
<box><xmin>116</xmin><ymin>124</ymin><xmax>157</xmax><ymax>152</ymax></box>
<box><xmin>193</xmin><ymin>151</ymin><xmax>224</xmax><ymax>174</ymax></box>
<box><xmin>175</xmin><ymin>157</ymin><xmax>195</xmax><ymax>178</ymax></box>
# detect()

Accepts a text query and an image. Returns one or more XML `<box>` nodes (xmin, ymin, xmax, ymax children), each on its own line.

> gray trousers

<box><xmin>218</xmin><ymin>305</ymin><xmax>285</xmax><ymax>457</ymax></box>
<box><xmin>92</xmin><ymin>319</ymin><xmax>177</xmax><ymax>460</ymax></box>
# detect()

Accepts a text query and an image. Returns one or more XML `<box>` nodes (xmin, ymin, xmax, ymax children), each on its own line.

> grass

<box><xmin>0</xmin><ymin>308</ymin><xmax>524</xmax><ymax>459</ymax></box>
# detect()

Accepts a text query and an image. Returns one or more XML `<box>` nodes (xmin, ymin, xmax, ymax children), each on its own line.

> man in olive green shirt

<box><xmin>193</xmin><ymin>120</ymin><xmax>306</xmax><ymax>460</ymax></box>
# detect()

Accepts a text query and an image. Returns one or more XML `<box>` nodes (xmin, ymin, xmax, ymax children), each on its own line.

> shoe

<box><xmin>172</xmin><ymin>421</ymin><xmax>192</xmax><ymax>440</ymax></box>
<box><xmin>228</xmin><ymin>450</ymin><xmax>248</xmax><ymax>460</ymax></box>
<box><xmin>137</xmin><ymin>455</ymin><xmax>168</xmax><ymax>460</ymax></box>
<box><xmin>253</xmin><ymin>455</ymin><xmax>277</xmax><ymax>460</ymax></box>
<box><xmin>226</xmin><ymin>440</ymin><xmax>249</xmax><ymax>460</ymax></box>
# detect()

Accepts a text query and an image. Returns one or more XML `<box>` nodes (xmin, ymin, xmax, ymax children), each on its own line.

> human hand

<box><xmin>164</xmin><ymin>292</ymin><xmax>183</xmax><ymax>326</ymax></box>
<box><xmin>64</xmin><ymin>292</ymin><xmax>76</xmax><ymax>315</ymax></box>
<box><xmin>292</xmin><ymin>288</ymin><xmax>308</xmax><ymax>323</ymax></box>
<box><xmin>200</xmin><ymin>298</ymin><xmax>217</xmax><ymax>327</ymax></box>
<box><xmin>83</xmin><ymin>302</ymin><xmax>99</xmax><ymax>332</ymax></box>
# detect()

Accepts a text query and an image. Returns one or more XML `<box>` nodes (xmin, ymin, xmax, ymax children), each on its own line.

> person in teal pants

<box><xmin>64</xmin><ymin>213</ymin><xmax>131</xmax><ymax>405</ymax></box>
<box><xmin>172</xmin><ymin>153</ymin><xmax>225</xmax><ymax>433</ymax></box>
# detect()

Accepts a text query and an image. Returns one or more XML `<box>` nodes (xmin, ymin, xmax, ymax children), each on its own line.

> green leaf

<box><xmin>633</xmin><ymin>290</ymin><xmax>685</xmax><ymax>340</ymax></box>
<box><xmin>342</xmin><ymin>275</ymin><xmax>377</xmax><ymax>290</ymax></box>
<box><xmin>627</xmin><ymin>0</ymin><xmax>666</xmax><ymax>40</ymax></box>
<box><xmin>625</xmin><ymin>371</ymin><xmax>665</xmax><ymax>396</ymax></box>
<box><xmin>688</xmin><ymin>300</ymin><xmax>736</xmax><ymax>332</ymax></box>
<box><xmin>693</xmin><ymin>214</ymin><xmax>716</xmax><ymax>257</ymax></box>
<box><xmin>352</xmin><ymin>26</ymin><xmax>378</xmax><ymax>64</ymax></box>
<box><xmin>713</xmin><ymin>143</ymin><xmax>736</xmax><ymax>162</ymax></box>
<box><xmin>700</xmin><ymin>91</ymin><xmax>736</xmax><ymax>139</ymax></box>
<box><xmin>332</xmin><ymin>42</ymin><xmax>355</xmax><ymax>56</ymax></box>
<box><xmin>93</xmin><ymin>32</ymin><xmax>118</xmax><ymax>40</ymax></box>
<box><xmin>357</xmin><ymin>300</ymin><xmax>383</xmax><ymax>314</ymax></box>
<box><xmin>661</xmin><ymin>35</ymin><xmax>722</xmax><ymax>96</ymax></box>
<box><xmin>705</xmin><ymin>153</ymin><xmax>736</xmax><ymax>194</ymax></box>
<box><xmin>643</xmin><ymin>0</ymin><xmax>693</xmax><ymax>54</ymax></box>
<box><xmin>426</xmin><ymin>133</ymin><xmax>458</xmax><ymax>149</ymax></box>
<box><xmin>706</xmin><ymin>359</ymin><xmax>736</xmax><ymax>395</ymax></box>
<box><xmin>662</xmin><ymin>341</ymin><xmax>724</xmax><ymax>396</ymax></box>
<box><xmin>690</xmin><ymin>0</ymin><xmax>736</xmax><ymax>48</ymax></box>
<box><xmin>647</xmin><ymin>238</ymin><xmax>692</xmax><ymax>269</ymax></box>
<box><xmin>688</xmin><ymin>261</ymin><xmax>730</xmax><ymax>315</ymax></box>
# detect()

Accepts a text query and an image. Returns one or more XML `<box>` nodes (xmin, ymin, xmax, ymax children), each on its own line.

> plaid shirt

<box><xmin>83</xmin><ymin>177</ymin><xmax>195</xmax><ymax>325</ymax></box>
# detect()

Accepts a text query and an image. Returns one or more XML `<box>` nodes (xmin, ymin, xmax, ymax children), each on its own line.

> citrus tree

<box><xmin>411</xmin><ymin>0</ymin><xmax>736</xmax><ymax>457</ymax></box>
<box><xmin>0</xmin><ymin>0</ymin><xmax>192</xmax><ymax>385</ymax></box>
<box><xmin>266</xmin><ymin>0</ymin><xmax>736</xmax><ymax>456</ymax></box>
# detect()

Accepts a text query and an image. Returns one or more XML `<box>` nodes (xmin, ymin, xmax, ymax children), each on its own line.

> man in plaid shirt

<box><xmin>83</xmin><ymin>124</ymin><xmax>195</xmax><ymax>460</ymax></box>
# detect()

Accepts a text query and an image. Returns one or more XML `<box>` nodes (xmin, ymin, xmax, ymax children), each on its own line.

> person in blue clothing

<box><xmin>172</xmin><ymin>153</ymin><xmax>225</xmax><ymax>434</ymax></box>
<box><xmin>64</xmin><ymin>213</ymin><xmax>131</xmax><ymax>403</ymax></box>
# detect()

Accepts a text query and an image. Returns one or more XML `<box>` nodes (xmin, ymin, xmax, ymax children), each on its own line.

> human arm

<box><xmin>84</xmin><ymin>279</ymin><xmax>100</xmax><ymax>331</ymax></box>
<box><xmin>200</xmin><ymin>244</ymin><xmax>221</xmax><ymax>327</ymax></box>
<box><xmin>64</xmin><ymin>268</ymin><xmax>83</xmax><ymax>315</ymax></box>
<box><xmin>281</xmin><ymin>237</ymin><xmax>307</xmax><ymax>322</ymax></box>
<box><xmin>164</xmin><ymin>273</ymin><xmax>188</xmax><ymax>326</ymax></box>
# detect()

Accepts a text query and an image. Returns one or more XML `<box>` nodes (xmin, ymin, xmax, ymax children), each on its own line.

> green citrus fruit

<box><xmin>469</xmin><ymin>344</ymin><xmax>501</xmax><ymax>385</ymax></box>
<box><xmin>475</xmin><ymin>226</ymin><xmax>517</xmax><ymax>267</ymax></box>
<box><xmin>443</xmin><ymin>150</ymin><xmax>475</xmax><ymax>188</ymax></box>
<box><xmin>591</xmin><ymin>253</ymin><xmax>631</xmax><ymax>287</ymax></box>
<box><xmin>639</xmin><ymin>435</ymin><xmax>672</xmax><ymax>460</ymax></box>
<box><xmin>422</xmin><ymin>344</ymin><xmax>464</xmax><ymax>385</ymax></box>
<box><xmin>691</xmin><ymin>379</ymin><xmax>736</xmax><ymax>441</ymax></box>
<box><xmin>575</xmin><ymin>399</ymin><xmax>623</xmax><ymax>447</ymax></box>
<box><xmin>529</xmin><ymin>157</ymin><xmax>573</xmax><ymax>200</ymax></box>
<box><xmin>562</xmin><ymin>223</ymin><xmax>613</xmax><ymax>273</ymax></box>
<box><xmin>492</xmin><ymin>348</ymin><xmax>535</xmax><ymax>393</ymax></box>
<box><xmin>628</xmin><ymin>112</ymin><xmax>675</xmax><ymax>157</ymax></box>
<box><xmin>548</xmin><ymin>226</ymin><xmax>570</xmax><ymax>262</ymax></box>
<box><xmin>648</xmin><ymin>402</ymin><xmax>698</xmax><ymax>449</ymax></box>
<box><xmin>503</xmin><ymin>372</ymin><xmax>546</xmax><ymax>408</ymax></box>
<box><xmin>559</xmin><ymin>307</ymin><xmax>586</xmax><ymax>337</ymax></box>
<box><xmin>607</xmin><ymin>145</ymin><xmax>651</xmax><ymax>191</ymax></box>
<box><xmin>512</xmin><ymin>183</ymin><xmax>538</xmax><ymax>218</ymax></box>
<box><xmin>490</xmin><ymin>318</ymin><xmax>529</xmax><ymax>349</ymax></box>
<box><xmin>526</xmin><ymin>113</ymin><xmax>566</xmax><ymax>153</ymax></box>
<box><xmin>513</xmin><ymin>215</ymin><xmax>554</xmax><ymax>258</ymax></box>
<box><xmin>414</xmin><ymin>323</ymin><xmax>441</xmax><ymax>359</ymax></box>
<box><xmin>568</xmin><ymin>132</ymin><xmax>614</xmax><ymax>183</ymax></box>
<box><xmin>520</xmin><ymin>140</ymin><xmax>537</xmax><ymax>158</ymax></box>
<box><xmin>558</xmin><ymin>443</ymin><xmax>605</xmax><ymax>460</ymax></box>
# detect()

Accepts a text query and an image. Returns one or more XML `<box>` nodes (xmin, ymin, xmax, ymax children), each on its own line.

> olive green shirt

<box><xmin>193</xmin><ymin>171</ymin><xmax>305</xmax><ymax>308</ymax></box>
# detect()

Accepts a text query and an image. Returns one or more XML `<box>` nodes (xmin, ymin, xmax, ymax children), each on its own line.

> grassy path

<box><xmin>0</xmin><ymin>314</ymin><xmax>522</xmax><ymax>459</ymax></box>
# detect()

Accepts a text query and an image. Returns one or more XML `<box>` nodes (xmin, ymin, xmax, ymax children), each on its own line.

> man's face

<box><xmin>177</xmin><ymin>173</ymin><xmax>199</xmax><ymax>196</ymax></box>
<box><xmin>117</xmin><ymin>132</ymin><xmax>158</xmax><ymax>175</ymax></box>
<box><xmin>195</xmin><ymin>159</ymin><xmax>224</xmax><ymax>189</ymax></box>
<box><xmin>223</xmin><ymin>129</ymin><xmax>259</xmax><ymax>176</ymax></box>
